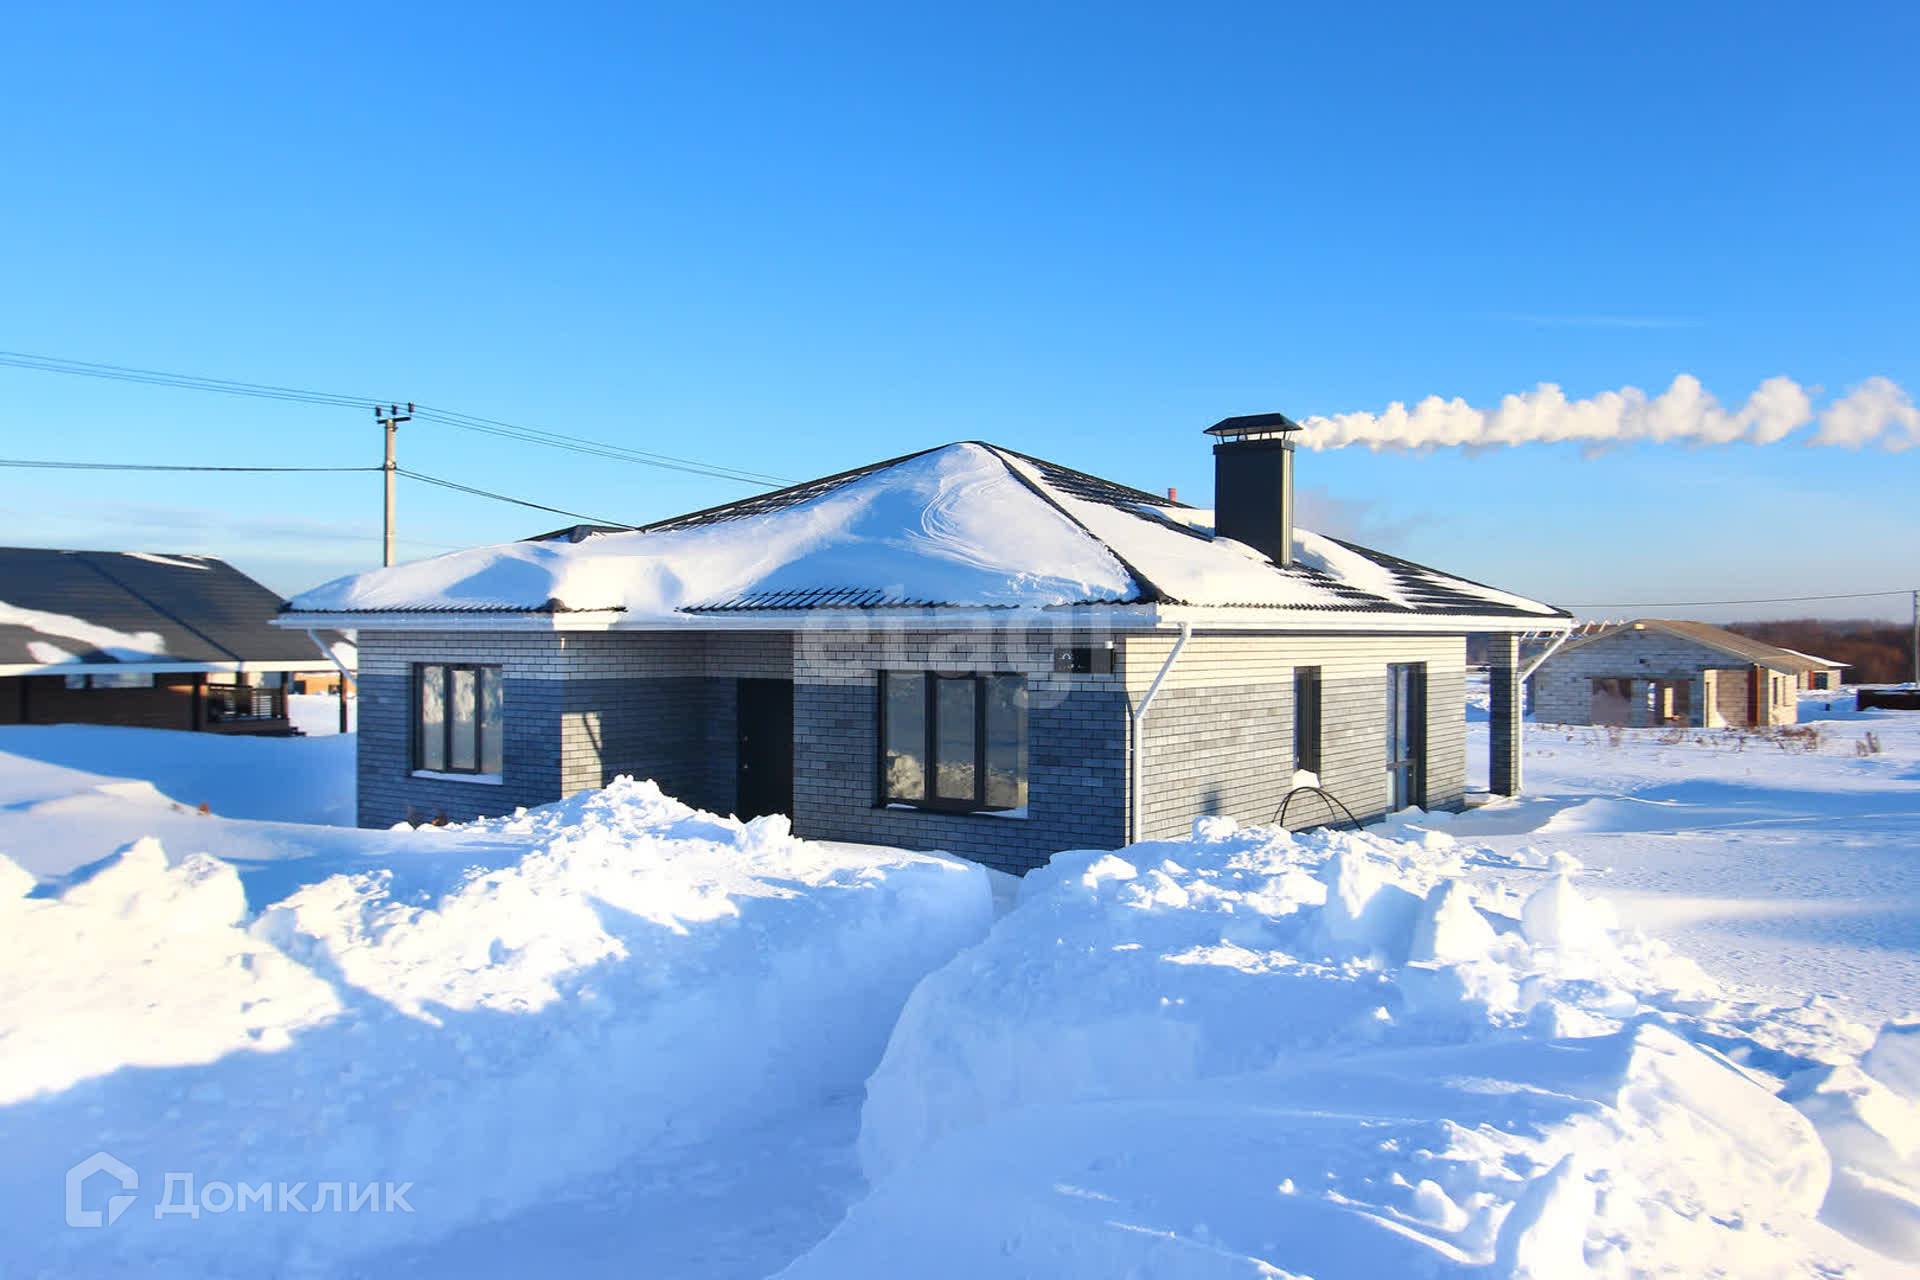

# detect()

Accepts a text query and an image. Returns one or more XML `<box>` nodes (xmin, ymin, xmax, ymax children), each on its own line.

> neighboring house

<box><xmin>0</xmin><ymin>548</ymin><xmax>349</xmax><ymax>735</ymax></box>
<box><xmin>1527</xmin><ymin>618</ymin><xmax>1826</xmax><ymax>729</ymax></box>
<box><xmin>1777</xmin><ymin>648</ymin><xmax>1850</xmax><ymax>691</ymax></box>
<box><xmin>281</xmin><ymin>417</ymin><xmax>1569</xmax><ymax>874</ymax></box>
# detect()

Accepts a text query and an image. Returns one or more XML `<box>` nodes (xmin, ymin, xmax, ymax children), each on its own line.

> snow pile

<box><xmin>1</xmin><ymin>777</ymin><xmax>992</xmax><ymax>1278</ymax></box>
<box><xmin>785</xmin><ymin>818</ymin><xmax>1902</xmax><ymax>1278</ymax></box>
<box><xmin>285</xmin><ymin>442</ymin><xmax>1562</xmax><ymax>620</ymax></box>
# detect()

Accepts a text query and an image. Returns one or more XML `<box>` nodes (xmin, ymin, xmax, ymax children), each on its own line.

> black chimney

<box><xmin>1206</xmin><ymin>412</ymin><xmax>1303</xmax><ymax>567</ymax></box>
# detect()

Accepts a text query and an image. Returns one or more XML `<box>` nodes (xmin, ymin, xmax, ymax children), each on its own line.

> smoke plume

<box><xmin>1296</xmin><ymin>375</ymin><xmax>1919</xmax><ymax>452</ymax></box>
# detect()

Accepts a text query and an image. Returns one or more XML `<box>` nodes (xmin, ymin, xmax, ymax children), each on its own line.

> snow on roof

<box><xmin>0</xmin><ymin>602</ymin><xmax>169</xmax><ymax>664</ymax></box>
<box><xmin>284</xmin><ymin>442</ymin><xmax>1567</xmax><ymax>625</ymax></box>
<box><xmin>0</xmin><ymin>547</ymin><xmax>344</xmax><ymax>671</ymax></box>
<box><xmin>1777</xmin><ymin>646</ymin><xmax>1850</xmax><ymax>669</ymax></box>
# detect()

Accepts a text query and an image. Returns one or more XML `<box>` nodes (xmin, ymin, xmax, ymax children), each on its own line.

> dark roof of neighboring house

<box><xmin>0</xmin><ymin>547</ymin><xmax>339</xmax><ymax>670</ymax></box>
<box><xmin>1548</xmin><ymin>618</ymin><xmax>1828</xmax><ymax>673</ymax></box>
<box><xmin>292</xmin><ymin>441</ymin><xmax>1567</xmax><ymax>625</ymax></box>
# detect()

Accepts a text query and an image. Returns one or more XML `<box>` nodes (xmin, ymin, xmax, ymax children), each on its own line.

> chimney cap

<box><xmin>1205</xmin><ymin>412</ymin><xmax>1304</xmax><ymax>441</ymax></box>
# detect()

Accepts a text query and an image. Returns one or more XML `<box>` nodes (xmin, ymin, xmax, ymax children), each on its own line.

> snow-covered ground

<box><xmin>2</xmin><ymin>697</ymin><xmax>1917</xmax><ymax>1278</ymax></box>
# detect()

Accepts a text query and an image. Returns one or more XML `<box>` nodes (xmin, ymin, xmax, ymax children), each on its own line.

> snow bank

<box><xmin>1</xmin><ymin>778</ymin><xmax>992</xmax><ymax>1277</ymax></box>
<box><xmin>787</xmin><ymin>819</ymin><xmax>1893</xmax><ymax>1278</ymax></box>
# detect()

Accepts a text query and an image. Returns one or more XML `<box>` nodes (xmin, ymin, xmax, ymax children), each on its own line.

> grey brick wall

<box><xmin>357</xmin><ymin>671</ymin><xmax>563</xmax><ymax>827</ymax></box>
<box><xmin>788</xmin><ymin>627</ymin><xmax>1127</xmax><ymax>874</ymax></box>
<box><xmin>791</xmin><ymin>680</ymin><xmax>1127</xmax><ymax>876</ymax></box>
<box><xmin>1129</xmin><ymin>632</ymin><xmax>1468</xmax><ymax>838</ymax></box>
<box><xmin>1528</xmin><ymin>629</ymin><xmax>1797</xmax><ymax>728</ymax></box>
<box><xmin>355</xmin><ymin>625</ymin><xmax>1473</xmax><ymax>868</ymax></box>
<box><xmin>355</xmin><ymin>630</ymin><xmax>788</xmax><ymax>828</ymax></box>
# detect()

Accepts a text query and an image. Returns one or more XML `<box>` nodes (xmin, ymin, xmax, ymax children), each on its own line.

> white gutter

<box><xmin>271</xmin><ymin>604</ymin><xmax>1570</xmax><ymax>636</ymax></box>
<box><xmin>1519</xmin><ymin>627</ymin><xmax>1573</xmax><ymax>684</ymax></box>
<box><xmin>304</xmin><ymin>629</ymin><xmax>357</xmax><ymax>688</ymax></box>
<box><xmin>0</xmin><ymin>658</ymin><xmax>343</xmax><ymax>678</ymax></box>
<box><xmin>1128</xmin><ymin>620</ymin><xmax>1192</xmax><ymax>846</ymax></box>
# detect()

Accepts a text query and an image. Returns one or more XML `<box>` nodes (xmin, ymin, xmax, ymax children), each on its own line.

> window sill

<box><xmin>411</xmin><ymin>769</ymin><xmax>504</xmax><ymax>786</ymax></box>
<box><xmin>883</xmin><ymin>802</ymin><xmax>1029</xmax><ymax>821</ymax></box>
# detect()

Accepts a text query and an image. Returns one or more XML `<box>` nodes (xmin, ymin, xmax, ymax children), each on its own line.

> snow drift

<box><xmin>0</xmin><ymin>778</ymin><xmax>993</xmax><ymax>1278</ymax></box>
<box><xmin>784</xmin><ymin>816</ymin><xmax>1907</xmax><ymax>1278</ymax></box>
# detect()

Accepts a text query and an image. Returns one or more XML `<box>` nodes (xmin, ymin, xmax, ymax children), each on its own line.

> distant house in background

<box><xmin>1528</xmin><ymin>618</ymin><xmax>1827</xmax><ymax>729</ymax></box>
<box><xmin>0</xmin><ymin>548</ymin><xmax>350</xmax><ymax>735</ymax></box>
<box><xmin>1777</xmin><ymin>647</ymin><xmax>1850</xmax><ymax>691</ymax></box>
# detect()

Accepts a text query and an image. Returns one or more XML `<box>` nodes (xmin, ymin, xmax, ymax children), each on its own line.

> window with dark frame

<box><xmin>415</xmin><ymin>663</ymin><xmax>504</xmax><ymax>775</ymax></box>
<box><xmin>879</xmin><ymin>671</ymin><xmax>1027</xmax><ymax>813</ymax></box>
<box><xmin>1293</xmin><ymin>666</ymin><xmax>1322</xmax><ymax>774</ymax></box>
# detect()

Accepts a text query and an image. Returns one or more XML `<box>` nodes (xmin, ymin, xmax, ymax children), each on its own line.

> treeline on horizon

<box><xmin>1724</xmin><ymin>618</ymin><xmax>1917</xmax><ymax>685</ymax></box>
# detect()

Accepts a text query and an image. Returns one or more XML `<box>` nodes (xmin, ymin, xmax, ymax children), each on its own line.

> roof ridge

<box><xmin>631</xmin><ymin>442</ymin><xmax>959</xmax><ymax>535</ymax></box>
<box><xmin>982</xmin><ymin>445</ymin><xmax>1172</xmax><ymax>604</ymax></box>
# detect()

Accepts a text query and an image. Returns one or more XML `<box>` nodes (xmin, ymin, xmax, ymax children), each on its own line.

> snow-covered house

<box><xmin>1528</xmin><ymin>618</ymin><xmax>1824</xmax><ymax>729</ymax></box>
<box><xmin>282</xmin><ymin>417</ymin><xmax>1568</xmax><ymax>872</ymax></box>
<box><xmin>0</xmin><ymin>547</ymin><xmax>348</xmax><ymax>734</ymax></box>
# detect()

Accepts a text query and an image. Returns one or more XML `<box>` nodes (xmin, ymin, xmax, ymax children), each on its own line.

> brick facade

<box><xmin>1528</xmin><ymin>628</ymin><xmax>1798</xmax><ymax>729</ymax></box>
<box><xmin>355</xmin><ymin>624</ymin><xmax>1476</xmax><ymax>870</ymax></box>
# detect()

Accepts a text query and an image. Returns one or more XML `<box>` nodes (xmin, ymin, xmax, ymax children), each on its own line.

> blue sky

<box><xmin>2</xmin><ymin>2</ymin><xmax>1915</xmax><ymax>620</ymax></box>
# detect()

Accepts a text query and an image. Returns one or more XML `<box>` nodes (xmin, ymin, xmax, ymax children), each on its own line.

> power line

<box><xmin>0</xmin><ymin>455</ymin><xmax>634</xmax><ymax>529</ymax></box>
<box><xmin>0</xmin><ymin>348</ymin><xmax>793</xmax><ymax>487</ymax></box>
<box><xmin>0</xmin><ymin>458</ymin><xmax>379</xmax><ymax>473</ymax></box>
<box><xmin>398</xmin><ymin>468</ymin><xmax>637</xmax><ymax>529</ymax></box>
<box><xmin>1568</xmin><ymin>588</ymin><xmax>1916</xmax><ymax>609</ymax></box>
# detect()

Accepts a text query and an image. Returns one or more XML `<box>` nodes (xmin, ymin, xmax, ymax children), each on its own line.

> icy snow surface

<box><xmin>286</xmin><ymin>442</ymin><xmax>1563</xmax><ymax>619</ymax></box>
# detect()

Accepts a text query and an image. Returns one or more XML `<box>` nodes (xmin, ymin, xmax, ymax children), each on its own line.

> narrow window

<box><xmin>985</xmin><ymin>674</ymin><xmax>1029</xmax><ymax>810</ymax></box>
<box><xmin>881</xmin><ymin>672</ymin><xmax>928</xmax><ymax>801</ymax></box>
<box><xmin>1293</xmin><ymin>666</ymin><xmax>1322</xmax><ymax>774</ymax></box>
<box><xmin>1386</xmin><ymin>663</ymin><xmax>1426</xmax><ymax>810</ymax></box>
<box><xmin>415</xmin><ymin>663</ymin><xmax>503</xmax><ymax>775</ymax></box>
<box><xmin>933</xmin><ymin>676</ymin><xmax>978</xmax><ymax>801</ymax></box>
<box><xmin>418</xmin><ymin>664</ymin><xmax>447</xmax><ymax>771</ymax></box>
<box><xmin>879</xmin><ymin>670</ymin><xmax>1027</xmax><ymax>813</ymax></box>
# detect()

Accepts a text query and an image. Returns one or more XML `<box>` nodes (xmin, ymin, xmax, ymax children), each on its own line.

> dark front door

<box><xmin>736</xmin><ymin>678</ymin><xmax>794</xmax><ymax>820</ymax></box>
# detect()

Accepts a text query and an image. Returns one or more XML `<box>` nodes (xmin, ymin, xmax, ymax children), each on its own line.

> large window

<box><xmin>1386</xmin><ymin>663</ymin><xmax>1425</xmax><ymax>811</ymax></box>
<box><xmin>416</xmin><ymin>664</ymin><xmax>504</xmax><ymax>775</ymax></box>
<box><xmin>879</xmin><ymin>671</ymin><xmax>1027</xmax><ymax>813</ymax></box>
<box><xmin>1293</xmin><ymin>666</ymin><xmax>1322</xmax><ymax>774</ymax></box>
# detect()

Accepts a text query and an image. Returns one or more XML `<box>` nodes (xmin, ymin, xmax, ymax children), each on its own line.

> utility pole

<box><xmin>1912</xmin><ymin>589</ymin><xmax>1918</xmax><ymax>688</ymax></box>
<box><xmin>376</xmin><ymin>403</ymin><xmax>413</xmax><ymax>567</ymax></box>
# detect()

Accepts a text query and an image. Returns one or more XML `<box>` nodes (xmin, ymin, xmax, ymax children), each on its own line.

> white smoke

<box><xmin>1296</xmin><ymin>374</ymin><xmax>1920</xmax><ymax>452</ymax></box>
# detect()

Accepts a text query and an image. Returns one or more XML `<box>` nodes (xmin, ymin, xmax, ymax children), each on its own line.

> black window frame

<box><xmin>1293</xmin><ymin>666</ymin><xmax>1322</xmax><ymax>774</ymax></box>
<box><xmin>413</xmin><ymin>662</ymin><xmax>504</xmax><ymax>776</ymax></box>
<box><xmin>876</xmin><ymin>670</ymin><xmax>1028</xmax><ymax>815</ymax></box>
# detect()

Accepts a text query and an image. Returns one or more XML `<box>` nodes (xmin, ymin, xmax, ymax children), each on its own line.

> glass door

<box><xmin>1386</xmin><ymin>663</ymin><xmax>1426</xmax><ymax>811</ymax></box>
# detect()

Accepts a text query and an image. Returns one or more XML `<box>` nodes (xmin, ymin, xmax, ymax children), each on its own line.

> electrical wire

<box><xmin>1567</xmin><ymin>588</ymin><xmax>1916</xmax><ymax>609</ymax></box>
<box><xmin>0</xmin><ymin>459</ymin><xmax>379</xmax><ymax>473</ymax></box>
<box><xmin>396</xmin><ymin>468</ymin><xmax>637</xmax><ymax>529</ymax></box>
<box><xmin>0</xmin><ymin>348</ymin><xmax>793</xmax><ymax>487</ymax></box>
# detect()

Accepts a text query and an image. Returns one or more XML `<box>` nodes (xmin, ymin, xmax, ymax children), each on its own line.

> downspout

<box><xmin>1512</xmin><ymin>626</ymin><xmax>1574</xmax><ymax>782</ymax></box>
<box><xmin>305</xmin><ymin>629</ymin><xmax>357</xmax><ymax>734</ymax></box>
<box><xmin>1128</xmin><ymin>621</ymin><xmax>1192</xmax><ymax>846</ymax></box>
